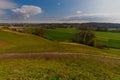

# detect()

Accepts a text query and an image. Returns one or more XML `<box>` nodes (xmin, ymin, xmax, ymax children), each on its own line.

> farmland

<box><xmin>45</xmin><ymin>28</ymin><xmax>120</xmax><ymax>48</ymax></box>
<box><xmin>96</xmin><ymin>32</ymin><xmax>120</xmax><ymax>48</ymax></box>
<box><xmin>45</xmin><ymin>28</ymin><xmax>78</xmax><ymax>41</ymax></box>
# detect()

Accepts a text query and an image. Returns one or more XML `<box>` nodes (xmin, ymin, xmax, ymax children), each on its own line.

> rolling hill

<box><xmin>0</xmin><ymin>28</ymin><xmax>120</xmax><ymax>79</ymax></box>
<box><xmin>0</xmin><ymin>29</ymin><xmax>104</xmax><ymax>55</ymax></box>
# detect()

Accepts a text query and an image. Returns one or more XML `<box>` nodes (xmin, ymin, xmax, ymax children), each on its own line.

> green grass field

<box><xmin>45</xmin><ymin>28</ymin><xmax>77</xmax><ymax>41</ymax></box>
<box><xmin>1</xmin><ymin>28</ymin><xmax>119</xmax><ymax>56</ymax></box>
<box><xmin>44</xmin><ymin>28</ymin><xmax>120</xmax><ymax>56</ymax></box>
<box><xmin>0</xmin><ymin>29</ymin><xmax>104</xmax><ymax>55</ymax></box>
<box><xmin>95</xmin><ymin>31</ymin><xmax>120</xmax><ymax>48</ymax></box>
<box><xmin>45</xmin><ymin>28</ymin><xmax>120</xmax><ymax>48</ymax></box>
<box><xmin>95</xmin><ymin>31</ymin><xmax>120</xmax><ymax>40</ymax></box>
<box><xmin>0</xmin><ymin>54</ymin><xmax>120</xmax><ymax>80</ymax></box>
<box><xmin>0</xmin><ymin>28</ymin><xmax>120</xmax><ymax>79</ymax></box>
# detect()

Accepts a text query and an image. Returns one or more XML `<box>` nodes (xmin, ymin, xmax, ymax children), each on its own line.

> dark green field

<box><xmin>45</xmin><ymin>28</ymin><xmax>120</xmax><ymax>48</ymax></box>
<box><xmin>45</xmin><ymin>28</ymin><xmax>77</xmax><ymax>41</ymax></box>
<box><xmin>96</xmin><ymin>32</ymin><xmax>120</xmax><ymax>48</ymax></box>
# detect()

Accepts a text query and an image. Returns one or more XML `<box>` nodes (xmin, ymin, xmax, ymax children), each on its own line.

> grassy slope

<box><xmin>0</xmin><ymin>29</ymin><xmax>120</xmax><ymax>57</ymax></box>
<box><xmin>0</xmin><ymin>29</ymin><xmax>104</xmax><ymax>55</ymax></box>
<box><xmin>0</xmin><ymin>29</ymin><xmax>120</xmax><ymax>79</ymax></box>
<box><xmin>0</xmin><ymin>54</ymin><xmax>120</xmax><ymax>80</ymax></box>
<box><xmin>0</xmin><ymin>30</ymin><xmax>54</xmax><ymax>53</ymax></box>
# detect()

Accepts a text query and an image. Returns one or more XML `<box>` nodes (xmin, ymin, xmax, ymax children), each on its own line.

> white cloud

<box><xmin>76</xmin><ymin>11</ymin><xmax>82</xmax><ymax>14</ymax></box>
<box><xmin>62</xmin><ymin>13</ymin><xmax>120</xmax><ymax>23</ymax></box>
<box><xmin>0</xmin><ymin>0</ymin><xmax>16</xmax><ymax>16</ymax></box>
<box><xmin>12</xmin><ymin>5</ymin><xmax>42</xmax><ymax>20</ymax></box>
<box><xmin>0</xmin><ymin>0</ymin><xmax>16</xmax><ymax>9</ymax></box>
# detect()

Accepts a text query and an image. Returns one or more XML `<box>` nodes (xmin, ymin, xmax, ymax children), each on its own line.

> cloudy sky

<box><xmin>0</xmin><ymin>0</ymin><xmax>120</xmax><ymax>23</ymax></box>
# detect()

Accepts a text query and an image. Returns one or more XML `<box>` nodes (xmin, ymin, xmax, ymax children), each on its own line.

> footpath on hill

<box><xmin>0</xmin><ymin>52</ymin><xmax>120</xmax><ymax>60</ymax></box>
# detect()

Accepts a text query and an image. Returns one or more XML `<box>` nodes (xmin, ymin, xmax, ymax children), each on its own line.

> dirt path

<box><xmin>0</xmin><ymin>52</ymin><xmax>120</xmax><ymax>60</ymax></box>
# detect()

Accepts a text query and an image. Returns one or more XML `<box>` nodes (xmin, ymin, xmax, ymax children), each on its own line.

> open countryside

<box><xmin>0</xmin><ymin>24</ymin><xmax>120</xmax><ymax>79</ymax></box>
<box><xmin>0</xmin><ymin>0</ymin><xmax>120</xmax><ymax>79</ymax></box>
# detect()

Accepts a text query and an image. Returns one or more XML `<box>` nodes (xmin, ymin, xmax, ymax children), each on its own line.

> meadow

<box><xmin>95</xmin><ymin>31</ymin><xmax>120</xmax><ymax>48</ymax></box>
<box><xmin>0</xmin><ymin>28</ymin><xmax>120</xmax><ymax>79</ymax></box>
<box><xmin>45</xmin><ymin>28</ymin><xmax>77</xmax><ymax>41</ymax></box>
<box><xmin>45</xmin><ymin>28</ymin><xmax>120</xmax><ymax>48</ymax></box>
<box><xmin>0</xmin><ymin>29</ymin><xmax>104</xmax><ymax>54</ymax></box>
<box><xmin>1</xmin><ymin>28</ymin><xmax>120</xmax><ymax>55</ymax></box>
<box><xmin>0</xmin><ymin>53</ymin><xmax>119</xmax><ymax>80</ymax></box>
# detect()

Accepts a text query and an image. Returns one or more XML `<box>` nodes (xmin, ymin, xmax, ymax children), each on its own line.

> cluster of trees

<box><xmin>72</xmin><ymin>30</ymin><xmax>95</xmax><ymax>46</ymax></box>
<box><xmin>72</xmin><ymin>30</ymin><xmax>108</xmax><ymax>48</ymax></box>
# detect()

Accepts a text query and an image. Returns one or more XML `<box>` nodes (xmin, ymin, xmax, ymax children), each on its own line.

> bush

<box><xmin>72</xmin><ymin>30</ymin><xmax>95</xmax><ymax>46</ymax></box>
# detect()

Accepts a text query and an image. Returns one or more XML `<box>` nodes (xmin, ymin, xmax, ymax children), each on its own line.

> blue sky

<box><xmin>0</xmin><ymin>0</ymin><xmax>120</xmax><ymax>23</ymax></box>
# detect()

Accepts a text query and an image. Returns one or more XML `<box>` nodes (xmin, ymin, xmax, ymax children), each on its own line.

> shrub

<box><xmin>72</xmin><ymin>30</ymin><xmax>95</xmax><ymax>46</ymax></box>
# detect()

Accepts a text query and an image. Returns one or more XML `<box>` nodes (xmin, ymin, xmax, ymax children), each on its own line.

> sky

<box><xmin>0</xmin><ymin>0</ymin><xmax>120</xmax><ymax>23</ymax></box>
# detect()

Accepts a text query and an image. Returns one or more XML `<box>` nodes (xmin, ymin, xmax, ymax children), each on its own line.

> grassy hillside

<box><xmin>0</xmin><ymin>29</ymin><xmax>120</xmax><ymax>57</ymax></box>
<box><xmin>0</xmin><ymin>29</ymin><xmax>54</xmax><ymax>53</ymax></box>
<box><xmin>0</xmin><ymin>29</ymin><xmax>104</xmax><ymax>55</ymax></box>
<box><xmin>0</xmin><ymin>54</ymin><xmax>119</xmax><ymax>80</ymax></box>
<box><xmin>0</xmin><ymin>29</ymin><xmax>120</xmax><ymax>79</ymax></box>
